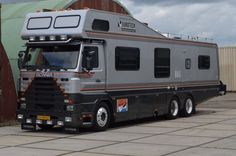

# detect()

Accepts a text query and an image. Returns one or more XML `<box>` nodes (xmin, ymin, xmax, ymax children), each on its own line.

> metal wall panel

<box><xmin>219</xmin><ymin>47</ymin><xmax>236</xmax><ymax>91</ymax></box>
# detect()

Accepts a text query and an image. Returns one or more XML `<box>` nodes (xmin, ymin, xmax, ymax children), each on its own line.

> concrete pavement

<box><xmin>0</xmin><ymin>93</ymin><xmax>236</xmax><ymax>156</ymax></box>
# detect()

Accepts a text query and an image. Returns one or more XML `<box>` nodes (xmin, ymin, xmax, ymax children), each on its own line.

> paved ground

<box><xmin>0</xmin><ymin>93</ymin><xmax>236</xmax><ymax>156</ymax></box>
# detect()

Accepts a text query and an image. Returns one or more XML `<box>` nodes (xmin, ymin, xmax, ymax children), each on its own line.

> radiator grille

<box><xmin>26</xmin><ymin>77</ymin><xmax>64</xmax><ymax>112</ymax></box>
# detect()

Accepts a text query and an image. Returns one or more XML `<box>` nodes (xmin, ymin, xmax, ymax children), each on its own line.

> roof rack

<box><xmin>160</xmin><ymin>32</ymin><xmax>214</xmax><ymax>43</ymax></box>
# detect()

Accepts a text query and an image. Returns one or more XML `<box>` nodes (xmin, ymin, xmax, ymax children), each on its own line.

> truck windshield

<box><xmin>23</xmin><ymin>45</ymin><xmax>80</xmax><ymax>70</ymax></box>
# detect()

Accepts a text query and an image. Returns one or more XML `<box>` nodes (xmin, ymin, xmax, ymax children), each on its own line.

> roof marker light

<box><xmin>60</xmin><ymin>35</ymin><xmax>68</xmax><ymax>41</ymax></box>
<box><xmin>39</xmin><ymin>36</ymin><xmax>46</xmax><ymax>41</ymax></box>
<box><xmin>29</xmin><ymin>36</ymin><xmax>35</xmax><ymax>42</ymax></box>
<box><xmin>50</xmin><ymin>36</ymin><xmax>56</xmax><ymax>41</ymax></box>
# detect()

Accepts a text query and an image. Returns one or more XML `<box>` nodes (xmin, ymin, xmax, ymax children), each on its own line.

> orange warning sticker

<box><xmin>117</xmin><ymin>98</ymin><xmax>128</xmax><ymax>112</ymax></box>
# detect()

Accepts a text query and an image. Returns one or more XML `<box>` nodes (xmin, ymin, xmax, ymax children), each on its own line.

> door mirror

<box><xmin>18</xmin><ymin>51</ymin><xmax>25</xmax><ymax>69</ymax></box>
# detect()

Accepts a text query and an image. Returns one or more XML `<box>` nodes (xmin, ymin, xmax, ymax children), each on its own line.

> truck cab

<box><xmin>17</xmin><ymin>39</ymin><xmax>109</xmax><ymax>131</ymax></box>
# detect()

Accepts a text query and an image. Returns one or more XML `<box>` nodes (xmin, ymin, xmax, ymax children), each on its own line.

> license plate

<box><xmin>37</xmin><ymin>115</ymin><xmax>51</xmax><ymax>121</ymax></box>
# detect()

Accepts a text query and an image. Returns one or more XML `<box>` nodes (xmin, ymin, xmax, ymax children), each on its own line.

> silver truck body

<box><xmin>17</xmin><ymin>9</ymin><xmax>226</xmax><ymax>131</ymax></box>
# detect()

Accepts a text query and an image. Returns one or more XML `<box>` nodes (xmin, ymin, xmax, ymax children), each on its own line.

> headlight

<box><xmin>66</xmin><ymin>105</ymin><xmax>74</xmax><ymax>112</ymax></box>
<box><xmin>20</xmin><ymin>103</ymin><xmax>27</xmax><ymax>109</ymax></box>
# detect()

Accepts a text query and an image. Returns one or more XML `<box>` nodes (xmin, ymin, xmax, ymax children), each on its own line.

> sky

<box><xmin>0</xmin><ymin>0</ymin><xmax>235</xmax><ymax>47</ymax></box>
<box><xmin>119</xmin><ymin>0</ymin><xmax>236</xmax><ymax>47</ymax></box>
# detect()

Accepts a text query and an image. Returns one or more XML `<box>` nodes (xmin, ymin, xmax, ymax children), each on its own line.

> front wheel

<box><xmin>167</xmin><ymin>98</ymin><xmax>180</xmax><ymax>119</ymax></box>
<box><xmin>93</xmin><ymin>102</ymin><xmax>111</xmax><ymax>131</ymax></box>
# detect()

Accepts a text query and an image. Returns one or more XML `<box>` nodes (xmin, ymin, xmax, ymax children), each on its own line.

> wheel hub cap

<box><xmin>96</xmin><ymin>107</ymin><xmax>108</xmax><ymax>127</ymax></box>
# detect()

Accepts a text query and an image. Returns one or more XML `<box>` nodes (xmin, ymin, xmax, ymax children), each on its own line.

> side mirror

<box><xmin>17</xmin><ymin>51</ymin><xmax>25</xmax><ymax>69</ymax></box>
<box><xmin>83</xmin><ymin>51</ymin><xmax>95</xmax><ymax>71</ymax></box>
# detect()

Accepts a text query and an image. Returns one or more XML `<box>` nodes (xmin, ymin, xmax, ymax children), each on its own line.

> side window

<box><xmin>82</xmin><ymin>46</ymin><xmax>99</xmax><ymax>69</ymax></box>
<box><xmin>154</xmin><ymin>48</ymin><xmax>170</xmax><ymax>78</ymax></box>
<box><xmin>92</xmin><ymin>19</ymin><xmax>109</xmax><ymax>31</ymax></box>
<box><xmin>185</xmin><ymin>58</ymin><xmax>191</xmax><ymax>69</ymax></box>
<box><xmin>198</xmin><ymin>55</ymin><xmax>210</xmax><ymax>70</ymax></box>
<box><xmin>115</xmin><ymin>47</ymin><xmax>140</xmax><ymax>71</ymax></box>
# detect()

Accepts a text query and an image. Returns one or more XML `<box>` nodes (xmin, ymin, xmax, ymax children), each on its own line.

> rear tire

<box><xmin>167</xmin><ymin>98</ymin><xmax>180</xmax><ymax>119</ymax></box>
<box><xmin>93</xmin><ymin>102</ymin><xmax>111</xmax><ymax>131</ymax></box>
<box><xmin>181</xmin><ymin>97</ymin><xmax>195</xmax><ymax>117</ymax></box>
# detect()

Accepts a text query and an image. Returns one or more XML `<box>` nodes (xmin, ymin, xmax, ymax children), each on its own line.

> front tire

<box><xmin>167</xmin><ymin>98</ymin><xmax>180</xmax><ymax>119</ymax></box>
<box><xmin>93</xmin><ymin>102</ymin><xmax>111</xmax><ymax>131</ymax></box>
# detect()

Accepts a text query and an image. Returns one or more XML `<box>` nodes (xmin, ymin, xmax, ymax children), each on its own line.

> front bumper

<box><xmin>17</xmin><ymin>110</ymin><xmax>94</xmax><ymax>129</ymax></box>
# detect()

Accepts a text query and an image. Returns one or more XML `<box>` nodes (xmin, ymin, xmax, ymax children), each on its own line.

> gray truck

<box><xmin>17</xmin><ymin>9</ymin><xmax>226</xmax><ymax>132</ymax></box>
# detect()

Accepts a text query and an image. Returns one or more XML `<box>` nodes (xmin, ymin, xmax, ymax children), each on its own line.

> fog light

<box><xmin>20</xmin><ymin>103</ymin><xmax>27</xmax><ymax>109</ymax></box>
<box><xmin>65</xmin><ymin>117</ymin><xmax>72</xmax><ymax>122</ymax></box>
<box><xmin>36</xmin><ymin>120</ymin><xmax>42</xmax><ymax>124</ymax></box>
<box><xmin>66</xmin><ymin>105</ymin><xmax>74</xmax><ymax>112</ymax></box>
<box><xmin>57</xmin><ymin>121</ymin><xmax>64</xmax><ymax>126</ymax></box>
<box><xmin>46</xmin><ymin>120</ymin><xmax>53</xmax><ymax>125</ymax></box>
<box><xmin>17</xmin><ymin>114</ymin><xmax>23</xmax><ymax>119</ymax></box>
<box><xmin>26</xmin><ymin>119</ymin><xmax>32</xmax><ymax>124</ymax></box>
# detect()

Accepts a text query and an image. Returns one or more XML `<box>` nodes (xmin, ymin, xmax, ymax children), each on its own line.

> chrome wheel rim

<box><xmin>96</xmin><ymin>107</ymin><xmax>108</xmax><ymax>127</ymax></box>
<box><xmin>186</xmin><ymin>99</ymin><xmax>193</xmax><ymax>114</ymax></box>
<box><xmin>170</xmin><ymin>100</ymin><xmax>179</xmax><ymax>117</ymax></box>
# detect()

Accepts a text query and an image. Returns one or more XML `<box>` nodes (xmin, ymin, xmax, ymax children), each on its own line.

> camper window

<box><xmin>154</xmin><ymin>48</ymin><xmax>170</xmax><ymax>78</ymax></box>
<box><xmin>115</xmin><ymin>47</ymin><xmax>140</xmax><ymax>71</ymax></box>
<box><xmin>92</xmin><ymin>19</ymin><xmax>109</xmax><ymax>31</ymax></box>
<box><xmin>198</xmin><ymin>55</ymin><xmax>210</xmax><ymax>70</ymax></box>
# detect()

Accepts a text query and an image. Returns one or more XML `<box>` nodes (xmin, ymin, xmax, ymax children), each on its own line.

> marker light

<box><xmin>36</xmin><ymin>120</ymin><xmax>42</xmax><ymax>124</ymax></box>
<box><xmin>65</xmin><ymin>117</ymin><xmax>72</xmax><ymax>122</ymax></box>
<box><xmin>17</xmin><ymin>114</ymin><xmax>24</xmax><ymax>119</ymax></box>
<box><xmin>46</xmin><ymin>120</ymin><xmax>53</xmax><ymax>125</ymax></box>
<box><xmin>57</xmin><ymin>121</ymin><xmax>64</xmax><ymax>126</ymax></box>
<box><xmin>26</xmin><ymin>119</ymin><xmax>32</xmax><ymax>124</ymax></box>
<box><xmin>39</xmin><ymin>36</ymin><xmax>46</xmax><ymax>41</ymax></box>
<box><xmin>60</xmin><ymin>35</ymin><xmax>68</xmax><ymax>40</ymax></box>
<box><xmin>50</xmin><ymin>35</ymin><xmax>56</xmax><ymax>41</ymax></box>
<box><xmin>29</xmin><ymin>36</ymin><xmax>35</xmax><ymax>42</ymax></box>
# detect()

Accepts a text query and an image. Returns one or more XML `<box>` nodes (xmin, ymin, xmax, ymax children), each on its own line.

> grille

<box><xmin>26</xmin><ymin>77</ymin><xmax>65</xmax><ymax>112</ymax></box>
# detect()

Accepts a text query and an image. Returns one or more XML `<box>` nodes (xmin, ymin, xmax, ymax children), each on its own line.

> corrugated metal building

<box><xmin>1</xmin><ymin>0</ymin><xmax>130</xmax><ymax>90</ymax></box>
<box><xmin>219</xmin><ymin>47</ymin><xmax>236</xmax><ymax>91</ymax></box>
<box><xmin>0</xmin><ymin>5</ymin><xmax>17</xmax><ymax>122</ymax></box>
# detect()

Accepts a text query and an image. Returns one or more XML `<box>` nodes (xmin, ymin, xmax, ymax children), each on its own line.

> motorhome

<box><xmin>17</xmin><ymin>9</ymin><xmax>226</xmax><ymax>132</ymax></box>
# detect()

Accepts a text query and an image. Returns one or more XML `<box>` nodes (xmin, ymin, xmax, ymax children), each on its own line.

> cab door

<box><xmin>80</xmin><ymin>44</ymin><xmax>106</xmax><ymax>93</ymax></box>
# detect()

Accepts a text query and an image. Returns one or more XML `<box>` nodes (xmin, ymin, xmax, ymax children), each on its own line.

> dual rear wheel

<box><xmin>168</xmin><ymin>96</ymin><xmax>195</xmax><ymax>119</ymax></box>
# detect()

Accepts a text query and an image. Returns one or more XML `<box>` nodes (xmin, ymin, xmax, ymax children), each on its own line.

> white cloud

<box><xmin>119</xmin><ymin>0</ymin><xmax>236</xmax><ymax>47</ymax></box>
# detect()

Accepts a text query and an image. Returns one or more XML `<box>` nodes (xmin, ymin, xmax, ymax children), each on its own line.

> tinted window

<box><xmin>154</xmin><ymin>48</ymin><xmax>170</xmax><ymax>78</ymax></box>
<box><xmin>115</xmin><ymin>47</ymin><xmax>140</xmax><ymax>71</ymax></box>
<box><xmin>198</xmin><ymin>55</ymin><xmax>210</xmax><ymax>69</ymax></box>
<box><xmin>82</xmin><ymin>47</ymin><xmax>99</xmax><ymax>69</ymax></box>
<box><xmin>92</xmin><ymin>19</ymin><xmax>109</xmax><ymax>31</ymax></box>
